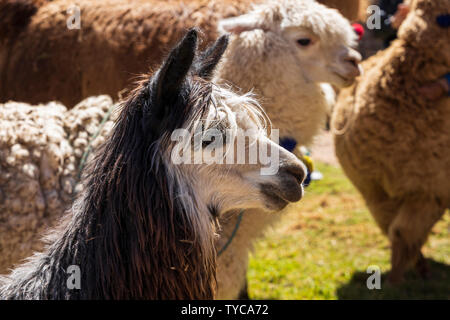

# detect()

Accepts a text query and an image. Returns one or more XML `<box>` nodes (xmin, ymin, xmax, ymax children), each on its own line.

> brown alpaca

<box><xmin>332</xmin><ymin>0</ymin><xmax>450</xmax><ymax>283</ymax></box>
<box><xmin>0</xmin><ymin>0</ymin><xmax>365</xmax><ymax>107</ymax></box>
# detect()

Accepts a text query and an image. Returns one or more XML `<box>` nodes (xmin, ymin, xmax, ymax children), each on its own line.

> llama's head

<box><xmin>219</xmin><ymin>0</ymin><xmax>362</xmax><ymax>88</ymax></box>
<box><xmin>119</xmin><ymin>29</ymin><xmax>305</xmax><ymax>216</ymax></box>
<box><xmin>126</xmin><ymin>29</ymin><xmax>306</xmax><ymax>216</ymax></box>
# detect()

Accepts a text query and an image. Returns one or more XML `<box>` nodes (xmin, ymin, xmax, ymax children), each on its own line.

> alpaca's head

<box><xmin>218</xmin><ymin>0</ymin><xmax>362</xmax><ymax>88</ymax></box>
<box><xmin>116</xmin><ymin>29</ymin><xmax>305</xmax><ymax>217</ymax></box>
<box><xmin>398</xmin><ymin>0</ymin><xmax>449</xmax><ymax>65</ymax></box>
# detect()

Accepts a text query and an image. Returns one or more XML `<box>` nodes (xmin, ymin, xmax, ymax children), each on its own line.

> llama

<box><xmin>212</xmin><ymin>0</ymin><xmax>362</xmax><ymax>299</ymax></box>
<box><xmin>0</xmin><ymin>29</ymin><xmax>306</xmax><ymax>299</ymax></box>
<box><xmin>332</xmin><ymin>0</ymin><xmax>450</xmax><ymax>283</ymax></box>
<box><xmin>0</xmin><ymin>0</ymin><xmax>365</xmax><ymax>107</ymax></box>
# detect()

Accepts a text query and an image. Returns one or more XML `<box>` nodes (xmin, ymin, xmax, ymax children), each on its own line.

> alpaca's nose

<box><xmin>346</xmin><ymin>56</ymin><xmax>359</xmax><ymax>68</ymax></box>
<box><xmin>279</xmin><ymin>163</ymin><xmax>306</xmax><ymax>186</ymax></box>
<box><xmin>348</xmin><ymin>49</ymin><xmax>362</xmax><ymax>64</ymax></box>
<box><xmin>274</xmin><ymin>161</ymin><xmax>305</xmax><ymax>203</ymax></box>
<box><xmin>344</xmin><ymin>50</ymin><xmax>362</xmax><ymax>78</ymax></box>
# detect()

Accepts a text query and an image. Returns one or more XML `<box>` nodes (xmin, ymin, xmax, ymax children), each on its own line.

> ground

<box><xmin>309</xmin><ymin>130</ymin><xmax>339</xmax><ymax>166</ymax></box>
<box><xmin>247</xmin><ymin>132</ymin><xmax>450</xmax><ymax>299</ymax></box>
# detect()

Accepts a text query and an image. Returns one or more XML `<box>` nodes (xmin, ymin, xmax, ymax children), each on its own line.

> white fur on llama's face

<box><xmin>170</xmin><ymin>85</ymin><xmax>306</xmax><ymax>215</ymax></box>
<box><xmin>219</xmin><ymin>0</ymin><xmax>362</xmax><ymax>88</ymax></box>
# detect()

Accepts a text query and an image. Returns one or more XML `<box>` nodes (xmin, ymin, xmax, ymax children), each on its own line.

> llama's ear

<box><xmin>151</xmin><ymin>28</ymin><xmax>198</xmax><ymax>117</ymax></box>
<box><xmin>194</xmin><ymin>35</ymin><xmax>229</xmax><ymax>80</ymax></box>
<box><xmin>218</xmin><ymin>14</ymin><xmax>262</xmax><ymax>34</ymax></box>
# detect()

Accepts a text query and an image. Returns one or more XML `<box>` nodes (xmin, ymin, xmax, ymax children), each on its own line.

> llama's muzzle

<box><xmin>260</xmin><ymin>162</ymin><xmax>305</xmax><ymax>209</ymax></box>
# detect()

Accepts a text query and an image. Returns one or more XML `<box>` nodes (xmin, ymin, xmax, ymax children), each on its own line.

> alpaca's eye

<box><xmin>202</xmin><ymin>138</ymin><xmax>214</xmax><ymax>148</ymax></box>
<box><xmin>202</xmin><ymin>130</ymin><xmax>227</xmax><ymax>148</ymax></box>
<box><xmin>297</xmin><ymin>38</ymin><xmax>312</xmax><ymax>46</ymax></box>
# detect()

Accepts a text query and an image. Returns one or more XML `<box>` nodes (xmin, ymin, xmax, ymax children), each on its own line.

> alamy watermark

<box><xmin>66</xmin><ymin>5</ymin><xmax>81</xmax><ymax>30</ymax></box>
<box><xmin>66</xmin><ymin>265</ymin><xmax>81</xmax><ymax>290</ymax></box>
<box><xmin>64</xmin><ymin>4</ymin><xmax>388</xmax><ymax>32</ymax></box>
<box><xmin>366</xmin><ymin>5</ymin><xmax>383</xmax><ymax>30</ymax></box>
<box><xmin>366</xmin><ymin>265</ymin><xmax>381</xmax><ymax>290</ymax></box>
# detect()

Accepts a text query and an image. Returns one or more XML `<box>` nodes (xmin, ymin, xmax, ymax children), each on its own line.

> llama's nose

<box><xmin>280</xmin><ymin>163</ymin><xmax>306</xmax><ymax>186</ymax></box>
<box><xmin>344</xmin><ymin>50</ymin><xmax>362</xmax><ymax>78</ymax></box>
<box><xmin>346</xmin><ymin>56</ymin><xmax>359</xmax><ymax>68</ymax></box>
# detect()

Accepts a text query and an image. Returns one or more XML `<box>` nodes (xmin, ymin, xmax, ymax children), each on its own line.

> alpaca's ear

<box><xmin>218</xmin><ymin>14</ymin><xmax>262</xmax><ymax>34</ymax></box>
<box><xmin>194</xmin><ymin>35</ymin><xmax>229</xmax><ymax>80</ymax></box>
<box><xmin>151</xmin><ymin>28</ymin><xmax>197</xmax><ymax>117</ymax></box>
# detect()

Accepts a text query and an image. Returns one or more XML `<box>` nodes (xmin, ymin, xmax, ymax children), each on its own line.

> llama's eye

<box><xmin>297</xmin><ymin>38</ymin><xmax>312</xmax><ymax>46</ymax></box>
<box><xmin>202</xmin><ymin>130</ymin><xmax>227</xmax><ymax>148</ymax></box>
<box><xmin>202</xmin><ymin>138</ymin><xmax>214</xmax><ymax>148</ymax></box>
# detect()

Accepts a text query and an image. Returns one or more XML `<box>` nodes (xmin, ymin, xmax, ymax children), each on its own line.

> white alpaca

<box><xmin>213</xmin><ymin>0</ymin><xmax>362</xmax><ymax>299</ymax></box>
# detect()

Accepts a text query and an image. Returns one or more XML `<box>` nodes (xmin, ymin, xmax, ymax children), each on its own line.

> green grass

<box><xmin>247</xmin><ymin>163</ymin><xmax>450</xmax><ymax>299</ymax></box>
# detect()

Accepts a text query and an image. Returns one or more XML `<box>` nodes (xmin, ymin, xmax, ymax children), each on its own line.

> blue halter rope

<box><xmin>217</xmin><ymin>209</ymin><xmax>245</xmax><ymax>257</ymax></box>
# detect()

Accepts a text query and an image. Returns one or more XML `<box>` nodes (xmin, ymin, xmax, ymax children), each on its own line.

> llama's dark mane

<box><xmin>0</xmin><ymin>77</ymin><xmax>217</xmax><ymax>300</ymax></box>
<box><xmin>0</xmin><ymin>28</ymin><xmax>234</xmax><ymax>300</ymax></box>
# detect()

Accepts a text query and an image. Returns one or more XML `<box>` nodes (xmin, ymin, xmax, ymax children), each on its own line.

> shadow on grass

<box><xmin>336</xmin><ymin>259</ymin><xmax>450</xmax><ymax>299</ymax></box>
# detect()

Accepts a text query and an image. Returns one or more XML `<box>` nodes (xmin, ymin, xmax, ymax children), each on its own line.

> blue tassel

<box><xmin>280</xmin><ymin>137</ymin><xmax>297</xmax><ymax>152</ymax></box>
<box><xmin>279</xmin><ymin>137</ymin><xmax>314</xmax><ymax>187</ymax></box>
<box><xmin>436</xmin><ymin>14</ymin><xmax>450</xmax><ymax>28</ymax></box>
<box><xmin>303</xmin><ymin>172</ymin><xmax>312</xmax><ymax>187</ymax></box>
<box><xmin>445</xmin><ymin>73</ymin><xmax>450</xmax><ymax>97</ymax></box>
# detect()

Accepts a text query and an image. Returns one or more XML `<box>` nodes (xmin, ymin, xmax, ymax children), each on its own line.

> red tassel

<box><xmin>352</xmin><ymin>23</ymin><xmax>364</xmax><ymax>41</ymax></box>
